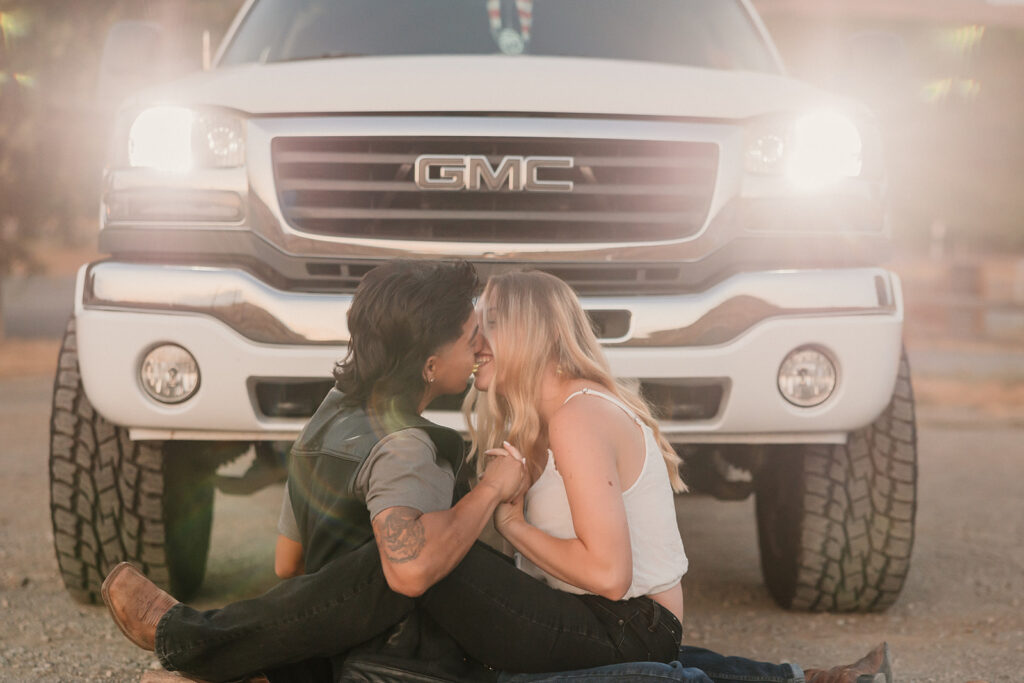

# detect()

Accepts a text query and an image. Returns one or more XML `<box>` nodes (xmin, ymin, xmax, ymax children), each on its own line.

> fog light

<box><xmin>778</xmin><ymin>347</ymin><xmax>836</xmax><ymax>407</ymax></box>
<box><xmin>140</xmin><ymin>344</ymin><xmax>200</xmax><ymax>404</ymax></box>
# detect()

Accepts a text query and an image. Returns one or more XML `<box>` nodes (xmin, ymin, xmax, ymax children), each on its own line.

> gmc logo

<box><xmin>414</xmin><ymin>155</ymin><xmax>574</xmax><ymax>192</ymax></box>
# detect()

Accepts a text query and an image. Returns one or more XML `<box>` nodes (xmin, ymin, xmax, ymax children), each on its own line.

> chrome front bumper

<box><xmin>76</xmin><ymin>262</ymin><xmax>904</xmax><ymax>443</ymax></box>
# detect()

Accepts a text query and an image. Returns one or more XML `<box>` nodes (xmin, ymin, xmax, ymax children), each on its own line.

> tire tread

<box><xmin>795</xmin><ymin>354</ymin><xmax>916</xmax><ymax>611</ymax></box>
<box><xmin>47</xmin><ymin>318</ymin><xmax>200</xmax><ymax>603</ymax></box>
<box><xmin>757</xmin><ymin>349</ymin><xmax>918</xmax><ymax>612</ymax></box>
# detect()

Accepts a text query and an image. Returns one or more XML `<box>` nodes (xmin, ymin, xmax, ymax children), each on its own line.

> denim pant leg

<box><xmin>676</xmin><ymin>646</ymin><xmax>803</xmax><ymax>683</ymax></box>
<box><xmin>498</xmin><ymin>660</ymin><xmax>713</xmax><ymax>682</ymax></box>
<box><xmin>155</xmin><ymin>540</ymin><xmax>414</xmax><ymax>683</ymax></box>
<box><xmin>497</xmin><ymin>646</ymin><xmax>802</xmax><ymax>683</ymax></box>
<box><xmin>420</xmin><ymin>542</ymin><xmax>680</xmax><ymax>674</ymax></box>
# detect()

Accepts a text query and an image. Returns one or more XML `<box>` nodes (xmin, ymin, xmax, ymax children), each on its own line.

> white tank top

<box><xmin>516</xmin><ymin>388</ymin><xmax>688</xmax><ymax>598</ymax></box>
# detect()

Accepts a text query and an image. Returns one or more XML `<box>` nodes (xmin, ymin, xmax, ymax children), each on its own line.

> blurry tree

<box><xmin>0</xmin><ymin>0</ymin><xmax>242</xmax><ymax>249</ymax></box>
<box><xmin>0</xmin><ymin>0</ymin><xmax>241</xmax><ymax>336</ymax></box>
<box><xmin>0</xmin><ymin>5</ymin><xmax>37</xmax><ymax>340</ymax></box>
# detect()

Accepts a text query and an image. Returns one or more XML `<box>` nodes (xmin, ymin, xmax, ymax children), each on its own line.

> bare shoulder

<box><xmin>549</xmin><ymin>394</ymin><xmax>601</xmax><ymax>435</ymax></box>
<box><xmin>551</xmin><ymin>389</ymin><xmax>633</xmax><ymax>434</ymax></box>
<box><xmin>549</xmin><ymin>391</ymin><xmax>627</xmax><ymax>462</ymax></box>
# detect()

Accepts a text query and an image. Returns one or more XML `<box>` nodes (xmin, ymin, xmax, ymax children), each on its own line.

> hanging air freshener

<box><xmin>487</xmin><ymin>0</ymin><xmax>533</xmax><ymax>55</ymax></box>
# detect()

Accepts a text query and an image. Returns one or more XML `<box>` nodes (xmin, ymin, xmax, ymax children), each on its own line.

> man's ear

<box><xmin>422</xmin><ymin>356</ymin><xmax>438</xmax><ymax>383</ymax></box>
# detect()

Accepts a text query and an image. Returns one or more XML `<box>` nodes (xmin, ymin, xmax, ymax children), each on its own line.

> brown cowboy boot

<box><xmin>803</xmin><ymin>642</ymin><xmax>892</xmax><ymax>683</ymax></box>
<box><xmin>101</xmin><ymin>562</ymin><xmax>178</xmax><ymax>651</ymax></box>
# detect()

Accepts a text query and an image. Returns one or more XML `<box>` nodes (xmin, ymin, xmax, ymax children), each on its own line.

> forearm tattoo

<box><xmin>375</xmin><ymin>508</ymin><xmax>425</xmax><ymax>564</ymax></box>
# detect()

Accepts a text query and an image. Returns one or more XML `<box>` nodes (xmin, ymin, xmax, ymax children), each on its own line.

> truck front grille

<box><xmin>272</xmin><ymin>136</ymin><xmax>718</xmax><ymax>243</ymax></box>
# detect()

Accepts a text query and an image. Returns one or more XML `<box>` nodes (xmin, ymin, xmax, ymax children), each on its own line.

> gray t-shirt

<box><xmin>277</xmin><ymin>428</ymin><xmax>456</xmax><ymax>542</ymax></box>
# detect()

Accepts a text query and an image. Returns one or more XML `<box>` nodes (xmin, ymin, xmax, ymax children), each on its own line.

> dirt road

<box><xmin>1</xmin><ymin>372</ymin><xmax>1021</xmax><ymax>682</ymax></box>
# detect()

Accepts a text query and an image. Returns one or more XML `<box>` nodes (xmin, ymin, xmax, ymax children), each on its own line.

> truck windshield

<box><xmin>220</xmin><ymin>0</ymin><xmax>777</xmax><ymax>72</ymax></box>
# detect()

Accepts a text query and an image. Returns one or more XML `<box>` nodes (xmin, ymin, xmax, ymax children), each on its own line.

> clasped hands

<box><xmin>481</xmin><ymin>441</ymin><xmax>529</xmax><ymax>532</ymax></box>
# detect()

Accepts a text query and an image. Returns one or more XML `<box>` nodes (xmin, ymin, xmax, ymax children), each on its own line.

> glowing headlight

<box><xmin>746</xmin><ymin>110</ymin><xmax>863</xmax><ymax>190</ymax></box>
<box><xmin>789</xmin><ymin>111</ymin><xmax>862</xmax><ymax>190</ymax></box>
<box><xmin>128</xmin><ymin>107</ymin><xmax>193</xmax><ymax>172</ymax></box>
<box><xmin>777</xmin><ymin>347</ymin><xmax>837</xmax><ymax>408</ymax></box>
<box><xmin>128</xmin><ymin>106</ymin><xmax>245</xmax><ymax>172</ymax></box>
<box><xmin>140</xmin><ymin>344</ymin><xmax>200</xmax><ymax>404</ymax></box>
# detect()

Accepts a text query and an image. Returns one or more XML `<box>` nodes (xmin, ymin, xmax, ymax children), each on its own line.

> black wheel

<box><xmin>48</xmin><ymin>318</ymin><xmax>234</xmax><ymax>602</ymax></box>
<box><xmin>755</xmin><ymin>350</ymin><xmax>917</xmax><ymax>612</ymax></box>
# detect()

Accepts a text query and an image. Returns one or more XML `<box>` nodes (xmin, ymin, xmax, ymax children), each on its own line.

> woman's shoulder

<box><xmin>549</xmin><ymin>385</ymin><xmax>633</xmax><ymax>450</ymax></box>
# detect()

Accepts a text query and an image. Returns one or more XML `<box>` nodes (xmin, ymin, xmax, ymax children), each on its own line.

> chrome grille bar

<box><xmin>275</xmin><ymin>149</ymin><xmax>717</xmax><ymax>170</ymax></box>
<box><xmin>288</xmin><ymin>207</ymin><xmax>708</xmax><ymax>223</ymax></box>
<box><xmin>277</xmin><ymin>178</ymin><xmax>709</xmax><ymax>197</ymax></box>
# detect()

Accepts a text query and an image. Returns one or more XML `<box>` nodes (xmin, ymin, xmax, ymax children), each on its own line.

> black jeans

<box><xmin>421</xmin><ymin>541</ymin><xmax>681</xmax><ymax>672</ymax></box>
<box><xmin>155</xmin><ymin>541</ymin><xmax>681</xmax><ymax>682</ymax></box>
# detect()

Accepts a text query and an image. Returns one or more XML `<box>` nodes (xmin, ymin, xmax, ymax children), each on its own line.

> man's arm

<box><xmin>274</xmin><ymin>481</ymin><xmax>304</xmax><ymax>578</ymax></box>
<box><xmin>371</xmin><ymin>453</ymin><xmax>523</xmax><ymax>597</ymax></box>
<box><xmin>274</xmin><ymin>535</ymin><xmax>304</xmax><ymax>579</ymax></box>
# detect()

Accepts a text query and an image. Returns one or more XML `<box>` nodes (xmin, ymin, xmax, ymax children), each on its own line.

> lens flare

<box><xmin>0</xmin><ymin>10</ymin><xmax>31</xmax><ymax>41</ymax></box>
<box><xmin>12</xmin><ymin>72</ymin><xmax>35</xmax><ymax>88</ymax></box>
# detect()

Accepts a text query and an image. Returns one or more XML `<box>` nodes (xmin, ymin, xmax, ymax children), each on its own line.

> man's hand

<box><xmin>479</xmin><ymin>443</ymin><xmax>526</xmax><ymax>502</ymax></box>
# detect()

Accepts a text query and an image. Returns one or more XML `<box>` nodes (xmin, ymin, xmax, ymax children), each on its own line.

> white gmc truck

<box><xmin>51</xmin><ymin>0</ymin><xmax>916</xmax><ymax>613</ymax></box>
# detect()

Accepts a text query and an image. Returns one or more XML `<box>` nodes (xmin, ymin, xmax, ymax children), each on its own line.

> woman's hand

<box><xmin>484</xmin><ymin>441</ymin><xmax>529</xmax><ymax>493</ymax></box>
<box><xmin>494</xmin><ymin>494</ymin><xmax>525</xmax><ymax>535</ymax></box>
<box><xmin>479</xmin><ymin>444</ymin><xmax>525</xmax><ymax>502</ymax></box>
<box><xmin>487</xmin><ymin>441</ymin><xmax>529</xmax><ymax>534</ymax></box>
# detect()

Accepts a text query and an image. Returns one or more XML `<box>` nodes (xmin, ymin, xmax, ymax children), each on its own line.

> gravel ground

<box><xmin>1</xmin><ymin>372</ymin><xmax>1022</xmax><ymax>682</ymax></box>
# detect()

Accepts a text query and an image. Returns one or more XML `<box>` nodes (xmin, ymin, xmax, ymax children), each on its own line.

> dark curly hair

<box><xmin>333</xmin><ymin>260</ymin><xmax>479</xmax><ymax>413</ymax></box>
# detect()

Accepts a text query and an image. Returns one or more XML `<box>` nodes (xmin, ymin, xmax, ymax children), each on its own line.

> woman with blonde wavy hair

<box><xmin>460</xmin><ymin>271</ymin><xmax>889</xmax><ymax>683</ymax></box>
<box><xmin>465</xmin><ymin>269</ymin><xmax>689</xmax><ymax>633</ymax></box>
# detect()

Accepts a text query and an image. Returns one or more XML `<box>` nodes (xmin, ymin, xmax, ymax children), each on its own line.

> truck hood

<box><xmin>131</xmin><ymin>55</ymin><xmax>841</xmax><ymax>120</ymax></box>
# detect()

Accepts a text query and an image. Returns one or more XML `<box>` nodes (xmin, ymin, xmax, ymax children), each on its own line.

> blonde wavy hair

<box><xmin>464</xmin><ymin>270</ymin><xmax>686</xmax><ymax>493</ymax></box>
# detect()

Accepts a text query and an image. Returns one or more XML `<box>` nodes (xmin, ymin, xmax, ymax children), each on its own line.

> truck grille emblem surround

<box><xmin>414</xmin><ymin>154</ymin><xmax>574</xmax><ymax>192</ymax></box>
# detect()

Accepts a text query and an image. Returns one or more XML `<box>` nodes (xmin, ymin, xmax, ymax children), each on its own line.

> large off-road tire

<box><xmin>755</xmin><ymin>351</ymin><xmax>917</xmax><ymax>612</ymax></box>
<box><xmin>49</xmin><ymin>318</ymin><xmax>224</xmax><ymax>603</ymax></box>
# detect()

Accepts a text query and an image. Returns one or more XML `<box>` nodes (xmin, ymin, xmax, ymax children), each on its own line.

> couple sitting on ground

<box><xmin>102</xmin><ymin>261</ymin><xmax>893</xmax><ymax>683</ymax></box>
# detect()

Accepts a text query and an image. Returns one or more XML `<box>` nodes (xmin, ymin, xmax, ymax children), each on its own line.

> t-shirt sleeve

<box><xmin>277</xmin><ymin>480</ymin><xmax>302</xmax><ymax>542</ymax></box>
<box><xmin>356</xmin><ymin>428</ymin><xmax>455</xmax><ymax>521</ymax></box>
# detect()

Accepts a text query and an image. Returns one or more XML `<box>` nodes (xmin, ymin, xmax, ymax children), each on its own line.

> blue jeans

<box><xmin>500</xmin><ymin>659</ymin><xmax>713</xmax><ymax>682</ymax></box>
<box><xmin>499</xmin><ymin>647</ymin><xmax>803</xmax><ymax>683</ymax></box>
